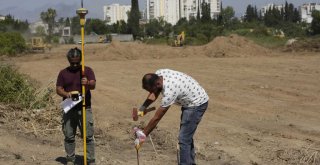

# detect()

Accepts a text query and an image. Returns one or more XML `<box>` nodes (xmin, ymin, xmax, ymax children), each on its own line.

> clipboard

<box><xmin>60</xmin><ymin>96</ymin><xmax>82</xmax><ymax>113</ymax></box>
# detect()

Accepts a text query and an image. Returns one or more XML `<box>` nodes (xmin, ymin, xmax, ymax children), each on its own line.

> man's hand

<box><xmin>81</xmin><ymin>77</ymin><xmax>89</xmax><ymax>85</ymax></box>
<box><xmin>133</xmin><ymin>127</ymin><xmax>146</xmax><ymax>150</ymax></box>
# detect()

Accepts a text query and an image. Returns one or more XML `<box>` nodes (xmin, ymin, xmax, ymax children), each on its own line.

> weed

<box><xmin>0</xmin><ymin>64</ymin><xmax>53</xmax><ymax>109</ymax></box>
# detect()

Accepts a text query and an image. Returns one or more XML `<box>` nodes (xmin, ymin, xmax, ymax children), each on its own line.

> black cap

<box><xmin>67</xmin><ymin>47</ymin><xmax>81</xmax><ymax>62</ymax></box>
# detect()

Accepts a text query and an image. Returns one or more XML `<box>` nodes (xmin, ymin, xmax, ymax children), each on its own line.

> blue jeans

<box><xmin>178</xmin><ymin>102</ymin><xmax>208</xmax><ymax>165</ymax></box>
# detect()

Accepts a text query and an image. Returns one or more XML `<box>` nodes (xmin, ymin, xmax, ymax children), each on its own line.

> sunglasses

<box><xmin>70</xmin><ymin>62</ymin><xmax>80</xmax><ymax>66</ymax></box>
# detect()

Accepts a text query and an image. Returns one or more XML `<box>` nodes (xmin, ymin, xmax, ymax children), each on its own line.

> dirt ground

<box><xmin>1</xmin><ymin>35</ymin><xmax>320</xmax><ymax>165</ymax></box>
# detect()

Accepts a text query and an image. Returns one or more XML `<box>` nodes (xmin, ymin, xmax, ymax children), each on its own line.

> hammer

<box><xmin>132</xmin><ymin>107</ymin><xmax>156</xmax><ymax>121</ymax></box>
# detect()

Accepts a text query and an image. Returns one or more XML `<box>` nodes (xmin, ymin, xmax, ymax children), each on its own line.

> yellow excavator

<box><xmin>31</xmin><ymin>37</ymin><xmax>46</xmax><ymax>52</ymax></box>
<box><xmin>173</xmin><ymin>31</ymin><xmax>185</xmax><ymax>47</ymax></box>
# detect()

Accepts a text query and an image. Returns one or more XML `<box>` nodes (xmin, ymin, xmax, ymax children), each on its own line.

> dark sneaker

<box><xmin>66</xmin><ymin>155</ymin><xmax>75</xmax><ymax>165</ymax></box>
<box><xmin>66</xmin><ymin>161</ymin><xmax>75</xmax><ymax>165</ymax></box>
<box><xmin>88</xmin><ymin>159</ymin><xmax>96</xmax><ymax>165</ymax></box>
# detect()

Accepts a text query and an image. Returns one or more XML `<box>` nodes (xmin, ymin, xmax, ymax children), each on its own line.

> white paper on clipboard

<box><xmin>60</xmin><ymin>96</ymin><xmax>82</xmax><ymax>113</ymax></box>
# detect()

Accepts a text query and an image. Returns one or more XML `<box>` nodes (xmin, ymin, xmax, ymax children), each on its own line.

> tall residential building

<box><xmin>103</xmin><ymin>4</ymin><xmax>131</xmax><ymax>25</ymax></box>
<box><xmin>300</xmin><ymin>3</ymin><xmax>320</xmax><ymax>23</ymax></box>
<box><xmin>261</xmin><ymin>3</ymin><xmax>284</xmax><ymax>16</ymax></box>
<box><xmin>0</xmin><ymin>15</ymin><xmax>5</xmax><ymax>21</ymax></box>
<box><xmin>146</xmin><ymin>0</ymin><xmax>221</xmax><ymax>25</ymax></box>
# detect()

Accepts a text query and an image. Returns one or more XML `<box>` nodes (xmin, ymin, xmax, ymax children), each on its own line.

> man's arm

<box><xmin>87</xmin><ymin>79</ymin><xmax>96</xmax><ymax>90</ymax></box>
<box><xmin>140</xmin><ymin>92</ymin><xmax>160</xmax><ymax>110</ymax></box>
<box><xmin>84</xmin><ymin>67</ymin><xmax>96</xmax><ymax>90</ymax></box>
<box><xmin>56</xmin><ymin>86</ymin><xmax>71</xmax><ymax>98</ymax></box>
<box><xmin>143</xmin><ymin>106</ymin><xmax>169</xmax><ymax>136</ymax></box>
<box><xmin>81</xmin><ymin>77</ymin><xmax>96</xmax><ymax>90</ymax></box>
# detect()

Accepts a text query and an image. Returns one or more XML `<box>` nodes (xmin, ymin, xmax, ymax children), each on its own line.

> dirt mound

<box><xmin>201</xmin><ymin>34</ymin><xmax>273</xmax><ymax>57</ymax></box>
<box><xmin>87</xmin><ymin>42</ymin><xmax>193</xmax><ymax>61</ymax></box>
<box><xmin>84</xmin><ymin>34</ymin><xmax>273</xmax><ymax>61</ymax></box>
<box><xmin>283</xmin><ymin>38</ymin><xmax>320</xmax><ymax>52</ymax></box>
<box><xmin>14</xmin><ymin>34</ymin><xmax>275</xmax><ymax>63</ymax></box>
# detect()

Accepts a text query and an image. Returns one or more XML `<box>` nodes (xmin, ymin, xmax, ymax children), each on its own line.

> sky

<box><xmin>0</xmin><ymin>0</ymin><xmax>316</xmax><ymax>22</ymax></box>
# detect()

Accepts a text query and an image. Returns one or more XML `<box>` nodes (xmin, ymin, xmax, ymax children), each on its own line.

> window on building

<box><xmin>105</xmin><ymin>16</ymin><xmax>111</xmax><ymax>22</ymax></box>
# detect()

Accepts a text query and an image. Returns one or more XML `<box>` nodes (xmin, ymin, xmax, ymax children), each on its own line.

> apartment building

<box><xmin>103</xmin><ymin>4</ymin><xmax>131</xmax><ymax>25</ymax></box>
<box><xmin>146</xmin><ymin>0</ymin><xmax>221</xmax><ymax>25</ymax></box>
<box><xmin>261</xmin><ymin>3</ymin><xmax>284</xmax><ymax>16</ymax></box>
<box><xmin>0</xmin><ymin>15</ymin><xmax>5</xmax><ymax>21</ymax></box>
<box><xmin>300</xmin><ymin>3</ymin><xmax>320</xmax><ymax>23</ymax></box>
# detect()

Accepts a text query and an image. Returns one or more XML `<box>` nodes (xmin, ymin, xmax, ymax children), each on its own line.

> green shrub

<box><xmin>0</xmin><ymin>64</ymin><xmax>53</xmax><ymax>109</ymax></box>
<box><xmin>0</xmin><ymin>32</ymin><xmax>27</xmax><ymax>56</ymax></box>
<box><xmin>143</xmin><ymin>37</ymin><xmax>168</xmax><ymax>45</ymax></box>
<box><xmin>232</xmin><ymin>29</ymin><xmax>251</xmax><ymax>36</ymax></box>
<box><xmin>68</xmin><ymin>37</ymin><xmax>75</xmax><ymax>44</ymax></box>
<box><xmin>281</xmin><ymin>23</ymin><xmax>306</xmax><ymax>37</ymax></box>
<box><xmin>251</xmin><ymin>27</ymin><xmax>270</xmax><ymax>37</ymax></box>
<box><xmin>52</xmin><ymin>36</ymin><xmax>60</xmax><ymax>44</ymax></box>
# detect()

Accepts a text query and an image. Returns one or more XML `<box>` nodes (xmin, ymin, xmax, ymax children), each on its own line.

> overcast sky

<box><xmin>0</xmin><ymin>0</ymin><xmax>315</xmax><ymax>22</ymax></box>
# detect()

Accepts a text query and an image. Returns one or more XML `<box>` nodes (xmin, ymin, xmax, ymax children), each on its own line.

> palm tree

<box><xmin>40</xmin><ymin>8</ymin><xmax>57</xmax><ymax>42</ymax></box>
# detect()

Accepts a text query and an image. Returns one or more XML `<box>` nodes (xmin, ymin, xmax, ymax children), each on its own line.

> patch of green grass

<box><xmin>0</xmin><ymin>64</ymin><xmax>53</xmax><ymax>109</ymax></box>
<box><xmin>246</xmin><ymin>35</ymin><xmax>287</xmax><ymax>49</ymax></box>
<box><xmin>227</xmin><ymin>28</ymin><xmax>288</xmax><ymax>48</ymax></box>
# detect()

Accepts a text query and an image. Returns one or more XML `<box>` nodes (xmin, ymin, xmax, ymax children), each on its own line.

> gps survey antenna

<box><xmin>76</xmin><ymin>0</ymin><xmax>88</xmax><ymax>164</ymax></box>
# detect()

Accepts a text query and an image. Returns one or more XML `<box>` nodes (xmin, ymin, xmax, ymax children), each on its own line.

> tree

<box><xmin>86</xmin><ymin>19</ymin><xmax>108</xmax><ymax>35</ymax></box>
<box><xmin>128</xmin><ymin>0</ymin><xmax>140</xmax><ymax>40</ymax></box>
<box><xmin>293</xmin><ymin>8</ymin><xmax>300</xmax><ymax>23</ymax></box>
<box><xmin>284</xmin><ymin>1</ymin><xmax>289</xmax><ymax>21</ymax></box>
<box><xmin>0</xmin><ymin>14</ymin><xmax>29</xmax><ymax>32</ymax></box>
<box><xmin>119</xmin><ymin>20</ymin><xmax>129</xmax><ymax>34</ymax></box>
<box><xmin>57</xmin><ymin>17</ymin><xmax>65</xmax><ymax>35</ymax></box>
<box><xmin>35</xmin><ymin>26</ymin><xmax>46</xmax><ymax>36</ymax></box>
<box><xmin>244</xmin><ymin>5</ymin><xmax>257</xmax><ymax>22</ymax></box>
<box><xmin>196</xmin><ymin>0</ymin><xmax>200</xmax><ymax>20</ymax></box>
<box><xmin>174</xmin><ymin>18</ymin><xmax>188</xmax><ymax>34</ymax></box>
<box><xmin>220</xmin><ymin>6</ymin><xmax>235</xmax><ymax>27</ymax></box>
<box><xmin>70</xmin><ymin>16</ymin><xmax>80</xmax><ymax>35</ymax></box>
<box><xmin>217</xmin><ymin>2</ymin><xmax>223</xmax><ymax>25</ymax></box>
<box><xmin>145</xmin><ymin>19</ymin><xmax>160</xmax><ymax>37</ymax></box>
<box><xmin>163</xmin><ymin>22</ymin><xmax>173</xmax><ymax>37</ymax></box>
<box><xmin>40</xmin><ymin>8</ymin><xmax>57</xmax><ymax>42</ymax></box>
<box><xmin>254</xmin><ymin>6</ymin><xmax>258</xmax><ymax>20</ymax></box>
<box><xmin>65</xmin><ymin>17</ymin><xmax>71</xmax><ymax>26</ymax></box>
<box><xmin>244</xmin><ymin>5</ymin><xmax>256</xmax><ymax>22</ymax></box>
<box><xmin>201</xmin><ymin>2</ymin><xmax>211</xmax><ymax>23</ymax></box>
<box><xmin>283</xmin><ymin>2</ymin><xmax>299</xmax><ymax>23</ymax></box>
<box><xmin>288</xmin><ymin>3</ymin><xmax>294</xmax><ymax>22</ymax></box>
<box><xmin>112</xmin><ymin>20</ymin><xmax>128</xmax><ymax>34</ymax></box>
<box><xmin>144</xmin><ymin>17</ymin><xmax>172</xmax><ymax>37</ymax></box>
<box><xmin>58</xmin><ymin>17</ymin><xmax>64</xmax><ymax>26</ymax></box>
<box><xmin>264</xmin><ymin>6</ymin><xmax>282</xmax><ymax>27</ymax></box>
<box><xmin>311</xmin><ymin>10</ymin><xmax>320</xmax><ymax>35</ymax></box>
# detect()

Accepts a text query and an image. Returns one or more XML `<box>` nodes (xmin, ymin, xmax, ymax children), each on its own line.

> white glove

<box><xmin>133</xmin><ymin>127</ymin><xmax>146</xmax><ymax>149</ymax></box>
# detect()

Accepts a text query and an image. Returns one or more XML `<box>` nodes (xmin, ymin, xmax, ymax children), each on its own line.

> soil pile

<box><xmin>201</xmin><ymin>34</ymin><xmax>273</xmax><ymax>57</ymax></box>
<box><xmin>85</xmin><ymin>34</ymin><xmax>273</xmax><ymax>61</ymax></box>
<box><xmin>284</xmin><ymin>38</ymin><xmax>320</xmax><ymax>52</ymax></box>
